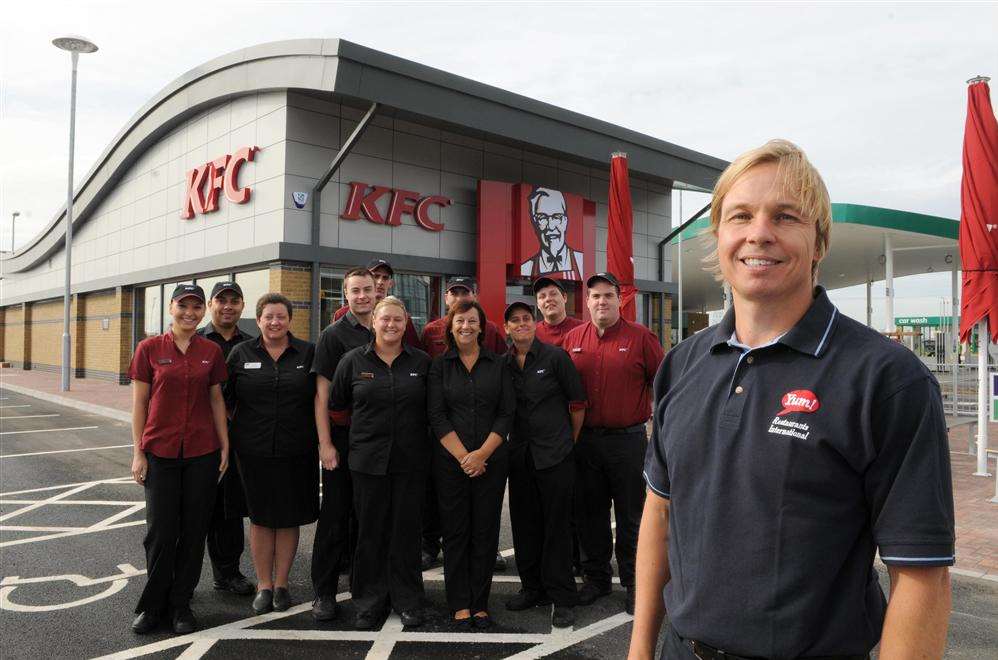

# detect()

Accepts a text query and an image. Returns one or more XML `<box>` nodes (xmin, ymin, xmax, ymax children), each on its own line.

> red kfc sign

<box><xmin>340</xmin><ymin>181</ymin><xmax>451</xmax><ymax>232</ymax></box>
<box><xmin>181</xmin><ymin>146</ymin><xmax>259</xmax><ymax>219</ymax></box>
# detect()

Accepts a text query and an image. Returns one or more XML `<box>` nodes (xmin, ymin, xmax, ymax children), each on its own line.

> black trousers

<box><xmin>434</xmin><ymin>445</ymin><xmax>508</xmax><ymax>614</ymax></box>
<box><xmin>311</xmin><ymin>432</ymin><xmax>356</xmax><ymax>597</ymax></box>
<box><xmin>136</xmin><ymin>450</ymin><xmax>220</xmax><ymax>615</ymax></box>
<box><xmin>206</xmin><ymin>469</ymin><xmax>245</xmax><ymax>580</ymax></box>
<box><xmin>421</xmin><ymin>469</ymin><xmax>442</xmax><ymax>557</ymax></box>
<box><xmin>351</xmin><ymin>470</ymin><xmax>426</xmax><ymax>616</ymax></box>
<box><xmin>508</xmin><ymin>444</ymin><xmax>577</xmax><ymax>606</ymax></box>
<box><xmin>574</xmin><ymin>427</ymin><xmax>646</xmax><ymax>587</ymax></box>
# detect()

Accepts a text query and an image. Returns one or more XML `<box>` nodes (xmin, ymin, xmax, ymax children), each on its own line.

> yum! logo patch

<box><xmin>777</xmin><ymin>390</ymin><xmax>820</xmax><ymax>416</ymax></box>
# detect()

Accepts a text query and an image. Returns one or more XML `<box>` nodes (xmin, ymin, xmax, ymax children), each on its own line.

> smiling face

<box><xmin>344</xmin><ymin>274</ymin><xmax>376</xmax><ymax>316</ymax></box>
<box><xmin>257</xmin><ymin>303</ymin><xmax>290</xmax><ymax>342</ymax></box>
<box><xmin>716</xmin><ymin>162</ymin><xmax>819</xmax><ymax>306</ymax></box>
<box><xmin>373</xmin><ymin>303</ymin><xmax>406</xmax><ymax>346</ymax></box>
<box><xmin>371</xmin><ymin>266</ymin><xmax>394</xmax><ymax>302</ymax></box>
<box><xmin>530</xmin><ymin>191</ymin><xmax>568</xmax><ymax>257</ymax></box>
<box><xmin>586</xmin><ymin>281</ymin><xmax>620</xmax><ymax>329</ymax></box>
<box><xmin>170</xmin><ymin>296</ymin><xmax>205</xmax><ymax>332</ymax></box>
<box><xmin>210</xmin><ymin>292</ymin><xmax>244</xmax><ymax>329</ymax></box>
<box><xmin>535</xmin><ymin>284</ymin><xmax>567</xmax><ymax>324</ymax></box>
<box><xmin>450</xmin><ymin>308</ymin><xmax>482</xmax><ymax>349</ymax></box>
<box><xmin>505</xmin><ymin>307</ymin><xmax>536</xmax><ymax>345</ymax></box>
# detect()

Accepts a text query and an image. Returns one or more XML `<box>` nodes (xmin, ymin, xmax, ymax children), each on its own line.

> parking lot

<box><xmin>0</xmin><ymin>386</ymin><xmax>996</xmax><ymax>659</ymax></box>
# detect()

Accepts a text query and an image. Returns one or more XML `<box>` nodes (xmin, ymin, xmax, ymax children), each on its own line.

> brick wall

<box><xmin>269</xmin><ymin>261</ymin><xmax>313</xmax><ymax>340</ymax></box>
<box><xmin>2</xmin><ymin>305</ymin><xmax>26</xmax><ymax>367</ymax></box>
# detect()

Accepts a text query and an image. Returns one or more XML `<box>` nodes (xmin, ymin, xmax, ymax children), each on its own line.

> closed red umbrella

<box><xmin>607</xmin><ymin>152</ymin><xmax>637</xmax><ymax>321</ymax></box>
<box><xmin>959</xmin><ymin>76</ymin><xmax>998</xmax><ymax>342</ymax></box>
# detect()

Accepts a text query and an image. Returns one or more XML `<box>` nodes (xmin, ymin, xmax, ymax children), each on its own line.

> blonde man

<box><xmin>630</xmin><ymin>140</ymin><xmax>954</xmax><ymax>660</ymax></box>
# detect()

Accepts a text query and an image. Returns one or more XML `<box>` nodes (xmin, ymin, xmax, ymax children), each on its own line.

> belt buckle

<box><xmin>690</xmin><ymin>641</ymin><xmax>709</xmax><ymax>660</ymax></box>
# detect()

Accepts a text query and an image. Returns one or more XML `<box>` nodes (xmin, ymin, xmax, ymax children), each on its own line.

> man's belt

<box><xmin>584</xmin><ymin>424</ymin><xmax>646</xmax><ymax>435</ymax></box>
<box><xmin>688</xmin><ymin>638</ymin><xmax>867</xmax><ymax>660</ymax></box>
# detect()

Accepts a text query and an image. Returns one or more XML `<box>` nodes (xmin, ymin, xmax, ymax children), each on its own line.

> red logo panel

<box><xmin>777</xmin><ymin>390</ymin><xmax>820</xmax><ymax>416</ymax></box>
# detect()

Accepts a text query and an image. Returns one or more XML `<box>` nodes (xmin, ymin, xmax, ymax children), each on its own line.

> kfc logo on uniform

<box><xmin>777</xmin><ymin>390</ymin><xmax>820</xmax><ymax>416</ymax></box>
<box><xmin>181</xmin><ymin>146</ymin><xmax>259</xmax><ymax>219</ymax></box>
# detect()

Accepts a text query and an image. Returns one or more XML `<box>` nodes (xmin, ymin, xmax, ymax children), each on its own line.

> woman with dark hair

<box><xmin>224</xmin><ymin>293</ymin><xmax>319</xmax><ymax>615</ymax></box>
<box><xmin>427</xmin><ymin>300</ymin><xmax>515</xmax><ymax>629</ymax></box>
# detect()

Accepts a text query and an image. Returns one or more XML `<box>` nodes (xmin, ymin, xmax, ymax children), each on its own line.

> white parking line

<box><xmin>0</xmin><ymin>414</ymin><xmax>60</xmax><ymax>420</ymax></box>
<box><xmin>0</xmin><ymin>444</ymin><xmax>130</xmax><ymax>459</ymax></box>
<box><xmin>0</xmin><ymin>405</ymin><xmax>31</xmax><ymax>409</ymax></box>
<box><xmin>0</xmin><ymin>426</ymin><xmax>99</xmax><ymax>436</ymax></box>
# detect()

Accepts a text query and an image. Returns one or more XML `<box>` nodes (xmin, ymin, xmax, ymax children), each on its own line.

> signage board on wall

<box><xmin>340</xmin><ymin>181</ymin><xmax>451</xmax><ymax>231</ymax></box>
<box><xmin>181</xmin><ymin>146</ymin><xmax>259</xmax><ymax>219</ymax></box>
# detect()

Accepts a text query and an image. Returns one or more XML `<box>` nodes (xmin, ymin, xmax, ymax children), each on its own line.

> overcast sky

<box><xmin>2</xmin><ymin>1</ymin><xmax>996</xmax><ymax>325</ymax></box>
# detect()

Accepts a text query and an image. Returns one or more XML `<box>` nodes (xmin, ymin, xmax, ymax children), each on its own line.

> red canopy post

<box><xmin>607</xmin><ymin>152</ymin><xmax>637</xmax><ymax>321</ymax></box>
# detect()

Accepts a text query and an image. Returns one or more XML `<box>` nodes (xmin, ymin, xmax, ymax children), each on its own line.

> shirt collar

<box><xmin>709</xmin><ymin>287</ymin><xmax>839</xmax><ymax>358</ymax></box>
<box><xmin>252</xmin><ymin>332</ymin><xmax>300</xmax><ymax>353</ymax></box>
<box><xmin>203</xmin><ymin>322</ymin><xmax>245</xmax><ymax>341</ymax></box>
<box><xmin>363</xmin><ymin>340</ymin><xmax>412</xmax><ymax>356</ymax></box>
<box><xmin>444</xmin><ymin>345</ymin><xmax>497</xmax><ymax>361</ymax></box>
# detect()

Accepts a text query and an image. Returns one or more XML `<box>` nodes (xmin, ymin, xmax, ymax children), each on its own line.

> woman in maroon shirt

<box><xmin>128</xmin><ymin>284</ymin><xmax>230</xmax><ymax>636</ymax></box>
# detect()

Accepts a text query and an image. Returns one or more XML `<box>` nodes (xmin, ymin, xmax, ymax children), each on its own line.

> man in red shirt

<box><xmin>332</xmin><ymin>259</ymin><xmax>422</xmax><ymax>350</ymax></box>
<box><xmin>562</xmin><ymin>272</ymin><xmax>664</xmax><ymax>615</ymax></box>
<box><xmin>533</xmin><ymin>277</ymin><xmax>584</xmax><ymax>348</ymax></box>
<box><xmin>420</xmin><ymin>277</ymin><xmax>506</xmax><ymax>359</ymax></box>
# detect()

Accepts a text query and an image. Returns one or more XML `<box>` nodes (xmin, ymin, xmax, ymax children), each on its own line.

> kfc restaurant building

<box><xmin>0</xmin><ymin>39</ymin><xmax>725</xmax><ymax>383</ymax></box>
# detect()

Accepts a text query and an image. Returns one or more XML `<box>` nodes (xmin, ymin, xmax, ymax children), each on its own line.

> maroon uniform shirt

<box><xmin>129</xmin><ymin>332</ymin><xmax>228</xmax><ymax>459</ymax></box>
<box><xmin>420</xmin><ymin>316</ymin><xmax>507</xmax><ymax>359</ymax></box>
<box><xmin>333</xmin><ymin>303</ymin><xmax>423</xmax><ymax>351</ymax></box>
<box><xmin>562</xmin><ymin>318</ymin><xmax>664</xmax><ymax>429</ymax></box>
<box><xmin>535</xmin><ymin>315</ymin><xmax>585</xmax><ymax>348</ymax></box>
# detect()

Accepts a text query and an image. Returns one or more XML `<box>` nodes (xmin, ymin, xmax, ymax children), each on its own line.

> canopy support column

<box><xmin>976</xmin><ymin>319</ymin><xmax>991</xmax><ymax>476</ymax></box>
<box><xmin>884</xmin><ymin>234</ymin><xmax>894</xmax><ymax>334</ymax></box>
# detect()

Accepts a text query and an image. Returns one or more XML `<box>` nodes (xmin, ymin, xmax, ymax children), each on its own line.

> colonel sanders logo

<box><xmin>519</xmin><ymin>187</ymin><xmax>584</xmax><ymax>281</ymax></box>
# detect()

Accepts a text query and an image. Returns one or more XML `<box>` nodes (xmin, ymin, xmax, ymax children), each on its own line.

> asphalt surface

<box><xmin>0</xmin><ymin>387</ymin><xmax>995</xmax><ymax>659</ymax></box>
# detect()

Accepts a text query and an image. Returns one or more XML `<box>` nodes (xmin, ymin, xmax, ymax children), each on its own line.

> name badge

<box><xmin>244</xmin><ymin>362</ymin><xmax>262</xmax><ymax>369</ymax></box>
<box><xmin>157</xmin><ymin>358</ymin><xmax>173</xmax><ymax>365</ymax></box>
<box><xmin>360</xmin><ymin>372</ymin><xmax>375</xmax><ymax>379</ymax></box>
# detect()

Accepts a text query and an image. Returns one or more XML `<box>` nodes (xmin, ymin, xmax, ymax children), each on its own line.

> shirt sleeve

<box><xmin>329</xmin><ymin>352</ymin><xmax>353</xmax><ymax>426</ymax></box>
<box><xmin>208</xmin><ymin>343</ymin><xmax>228</xmax><ymax>386</ymax></box>
<box><xmin>223</xmin><ymin>347</ymin><xmax>239</xmax><ymax>411</ymax></box>
<box><xmin>643</xmin><ymin>354</ymin><xmax>672</xmax><ymax>499</ymax></box>
<box><xmin>490</xmin><ymin>362</ymin><xmax>516</xmax><ymax>439</ymax></box>
<box><xmin>554</xmin><ymin>349</ymin><xmax>587</xmax><ymax>409</ymax></box>
<box><xmin>311</xmin><ymin>328</ymin><xmax>344</xmax><ymax>381</ymax></box>
<box><xmin>487</xmin><ymin>322</ymin><xmax>507</xmax><ymax>355</ymax></box>
<box><xmin>865</xmin><ymin>375</ymin><xmax>955</xmax><ymax>566</ymax></box>
<box><xmin>128</xmin><ymin>340</ymin><xmax>153</xmax><ymax>384</ymax></box>
<box><xmin>427</xmin><ymin>357</ymin><xmax>455</xmax><ymax>440</ymax></box>
<box><xmin>642</xmin><ymin>328</ymin><xmax>666</xmax><ymax>385</ymax></box>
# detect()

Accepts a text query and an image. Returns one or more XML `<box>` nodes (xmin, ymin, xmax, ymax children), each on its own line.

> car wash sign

<box><xmin>340</xmin><ymin>181</ymin><xmax>451</xmax><ymax>231</ymax></box>
<box><xmin>181</xmin><ymin>146</ymin><xmax>259</xmax><ymax>219</ymax></box>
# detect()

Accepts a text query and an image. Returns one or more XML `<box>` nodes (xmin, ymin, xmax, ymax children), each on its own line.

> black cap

<box><xmin>446</xmin><ymin>276</ymin><xmax>477</xmax><ymax>293</ymax></box>
<box><xmin>586</xmin><ymin>272</ymin><xmax>620</xmax><ymax>288</ymax></box>
<box><xmin>532</xmin><ymin>276</ymin><xmax>566</xmax><ymax>295</ymax></box>
<box><xmin>170</xmin><ymin>284</ymin><xmax>206</xmax><ymax>303</ymax></box>
<box><xmin>366</xmin><ymin>258</ymin><xmax>394</xmax><ymax>276</ymax></box>
<box><xmin>503</xmin><ymin>301</ymin><xmax>535</xmax><ymax>322</ymax></box>
<box><xmin>210</xmin><ymin>281</ymin><xmax>243</xmax><ymax>300</ymax></box>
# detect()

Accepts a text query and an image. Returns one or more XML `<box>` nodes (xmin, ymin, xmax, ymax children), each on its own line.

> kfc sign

<box><xmin>181</xmin><ymin>146</ymin><xmax>259</xmax><ymax>219</ymax></box>
<box><xmin>340</xmin><ymin>181</ymin><xmax>451</xmax><ymax>232</ymax></box>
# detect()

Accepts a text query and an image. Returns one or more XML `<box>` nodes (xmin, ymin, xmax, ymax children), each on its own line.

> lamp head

<box><xmin>52</xmin><ymin>36</ymin><xmax>98</xmax><ymax>53</ymax></box>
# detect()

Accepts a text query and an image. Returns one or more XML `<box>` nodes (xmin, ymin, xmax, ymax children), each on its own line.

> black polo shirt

<box><xmin>428</xmin><ymin>347</ymin><xmax>515</xmax><ymax>452</ymax></box>
<box><xmin>643</xmin><ymin>287</ymin><xmax>955</xmax><ymax>659</ymax></box>
<box><xmin>224</xmin><ymin>334</ymin><xmax>318</xmax><ymax>457</ymax></box>
<box><xmin>506</xmin><ymin>338</ymin><xmax>587</xmax><ymax>469</ymax></box>
<box><xmin>329</xmin><ymin>342</ymin><xmax>432</xmax><ymax>475</ymax></box>
<box><xmin>312</xmin><ymin>311</ymin><xmax>373</xmax><ymax>408</ymax></box>
<box><xmin>197</xmin><ymin>322</ymin><xmax>256</xmax><ymax>360</ymax></box>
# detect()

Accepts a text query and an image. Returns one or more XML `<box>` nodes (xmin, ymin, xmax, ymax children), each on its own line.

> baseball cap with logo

<box><xmin>210</xmin><ymin>281</ymin><xmax>243</xmax><ymax>300</ymax></box>
<box><xmin>585</xmin><ymin>272</ymin><xmax>620</xmax><ymax>289</ymax></box>
<box><xmin>446</xmin><ymin>276</ymin><xmax>477</xmax><ymax>293</ymax></box>
<box><xmin>171</xmin><ymin>284</ymin><xmax>206</xmax><ymax>303</ymax></box>
<box><xmin>503</xmin><ymin>301</ymin><xmax>535</xmax><ymax>323</ymax></box>
<box><xmin>532</xmin><ymin>276</ymin><xmax>566</xmax><ymax>295</ymax></box>
<box><xmin>366</xmin><ymin>258</ymin><xmax>395</xmax><ymax>277</ymax></box>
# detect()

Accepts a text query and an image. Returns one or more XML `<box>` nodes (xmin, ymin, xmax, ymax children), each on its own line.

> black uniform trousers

<box><xmin>508</xmin><ymin>444</ymin><xmax>577</xmax><ymax>606</ymax></box>
<box><xmin>351</xmin><ymin>470</ymin><xmax>426</xmax><ymax>616</ymax></box>
<box><xmin>421</xmin><ymin>430</ymin><xmax>442</xmax><ymax>558</ymax></box>
<box><xmin>311</xmin><ymin>431</ymin><xmax>356</xmax><ymax>597</ymax></box>
<box><xmin>434</xmin><ymin>445</ymin><xmax>508</xmax><ymax>613</ymax></box>
<box><xmin>574</xmin><ymin>427</ymin><xmax>646</xmax><ymax>588</ymax></box>
<box><xmin>206</xmin><ymin>469</ymin><xmax>245</xmax><ymax>580</ymax></box>
<box><xmin>136</xmin><ymin>450</ymin><xmax>220</xmax><ymax>615</ymax></box>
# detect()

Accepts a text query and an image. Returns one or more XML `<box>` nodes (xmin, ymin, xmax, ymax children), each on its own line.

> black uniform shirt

<box><xmin>329</xmin><ymin>342</ymin><xmax>432</xmax><ymax>475</ymax></box>
<box><xmin>197</xmin><ymin>322</ymin><xmax>255</xmax><ymax>360</ymax></box>
<box><xmin>506</xmin><ymin>338</ymin><xmax>587</xmax><ymax>469</ymax></box>
<box><xmin>428</xmin><ymin>347</ymin><xmax>515</xmax><ymax>452</ymax></box>
<box><xmin>224</xmin><ymin>333</ymin><xmax>318</xmax><ymax>457</ymax></box>
<box><xmin>644</xmin><ymin>287</ymin><xmax>955</xmax><ymax>659</ymax></box>
<box><xmin>311</xmin><ymin>311</ymin><xmax>373</xmax><ymax>409</ymax></box>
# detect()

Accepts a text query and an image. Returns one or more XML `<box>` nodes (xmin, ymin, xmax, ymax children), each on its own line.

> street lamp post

<box><xmin>53</xmin><ymin>35</ymin><xmax>98</xmax><ymax>392</ymax></box>
<box><xmin>10</xmin><ymin>211</ymin><xmax>19</xmax><ymax>252</ymax></box>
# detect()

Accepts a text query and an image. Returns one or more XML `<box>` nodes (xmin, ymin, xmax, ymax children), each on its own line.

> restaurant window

<box><xmin>139</xmin><ymin>284</ymin><xmax>162</xmax><ymax>341</ymax></box>
<box><xmin>194</xmin><ymin>273</ymin><xmax>231</xmax><ymax>329</ymax></box>
<box><xmin>394</xmin><ymin>273</ymin><xmax>442</xmax><ymax>333</ymax></box>
<box><xmin>320</xmin><ymin>269</ymin><xmax>344</xmax><ymax>329</ymax></box>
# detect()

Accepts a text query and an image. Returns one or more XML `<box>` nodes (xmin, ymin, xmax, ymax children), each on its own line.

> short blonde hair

<box><xmin>703</xmin><ymin>139</ymin><xmax>831</xmax><ymax>281</ymax></box>
<box><xmin>373</xmin><ymin>295</ymin><xmax>407</xmax><ymax>318</ymax></box>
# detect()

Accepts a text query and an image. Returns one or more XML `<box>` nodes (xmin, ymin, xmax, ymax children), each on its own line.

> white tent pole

<box><xmin>952</xmin><ymin>261</ymin><xmax>959</xmax><ymax>415</ymax></box>
<box><xmin>976</xmin><ymin>319</ymin><xmax>991</xmax><ymax>475</ymax></box>
<box><xmin>884</xmin><ymin>234</ymin><xmax>894</xmax><ymax>333</ymax></box>
<box><xmin>677</xmin><ymin>191</ymin><xmax>683</xmax><ymax>342</ymax></box>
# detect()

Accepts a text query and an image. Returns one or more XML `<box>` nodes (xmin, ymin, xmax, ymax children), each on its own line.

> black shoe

<box><xmin>573</xmin><ymin>562</ymin><xmax>584</xmax><ymax>577</ymax></box>
<box><xmin>131</xmin><ymin>611</ymin><xmax>160</xmax><ymax>635</ymax></box>
<box><xmin>421</xmin><ymin>550</ymin><xmax>437</xmax><ymax>571</ymax></box>
<box><xmin>272</xmin><ymin>587</ymin><xmax>291</xmax><ymax>612</ymax></box>
<box><xmin>354</xmin><ymin>611</ymin><xmax>382</xmax><ymax>630</ymax></box>
<box><xmin>472</xmin><ymin>612</ymin><xmax>493</xmax><ymax>630</ymax></box>
<box><xmin>213</xmin><ymin>574</ymin><xmax>255</xmax><ymax>595</ymax></box>
<box><xmin>252</xmin><ymin>589</ymin><xmax>273</xmax><ymax>615</ymax></box>
<box><xmin>399</xmin><ymin>610</ymin><xmax>424</xmax><ymax>627</ymax></box>
<box><xmin>576</xmin><ymin>581</ymin><xmax>611</xmax><ymax>606</ymax></box>
<box><xmin>505</xmin><ymin>590</ymin><xmax>552</xmax><ymax>611</ymax></box>
<box><xmin>312</xmin><ymin>595</ymin><xmax>339</xmax><ymax>621</ymax></box>
<box><xmin>493</xmin><ymin>553</ymin><xmax>507</xmax><ymax>572</ymax></box>
<box><xmin>453</xmin><ymin>615</ymin><xmax>472</xmax><ymax>630</ymax></box>
<box><xmin>552</xmin><ymin>605</ymin><xmax>575</xmax><ymax>629</ymax></box>
<box><xmin>625</xmin><ymin>585</ymin><xmax>635</xmax><ymax>615</ymax></box>
<box><xmin>171</xmin><ymin>608</ymin><xmax>197</xmax><ymax>635</ymax></box>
